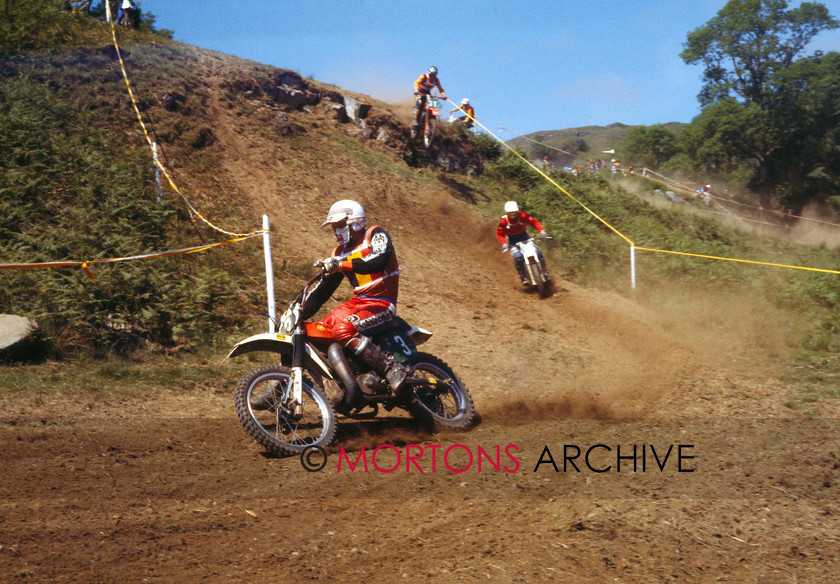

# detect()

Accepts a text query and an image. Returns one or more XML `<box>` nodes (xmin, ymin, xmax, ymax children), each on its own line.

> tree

<box><xmin>680</xmin><ymin>0</ymin><xmax>839</xmax><ymax>210</ymax></box>
<box><xmin>530</xmin><ymin>134</ymin><xmax>556</xmax><ymax>163</ymax></box>
<box><xmin>681</xmin><ymin>0</ymin><xmax>838</xmax><ymax>107</ymax></box>
<box><xmin>621</xmin><ymin>125</ymin><xmax>680</xmax><ymax>169</ymax></box>
<box><xmin>765</xmin><ymin>51</ymin><xmax>840</xmax><ymax>211</ymax></box>
<box><xmin>560</xmin><ymin>138</ymin><xmax>589</xmax><ymax>156</ymax></box>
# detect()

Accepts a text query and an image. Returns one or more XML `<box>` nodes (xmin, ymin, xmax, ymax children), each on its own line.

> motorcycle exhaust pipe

<box><xmin>328</xmin><ymin>342</ymin><xmax>359</xmax><ymax>406</ymax></box>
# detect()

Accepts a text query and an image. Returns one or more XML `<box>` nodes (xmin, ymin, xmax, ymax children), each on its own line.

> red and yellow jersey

<box><xmin>497</xmin><ymin>212</ymin><xmax>545</xmax><ymax>246</ymax></box>
<box><xmin>453</xmin><ymin>104</ymin><xmax>475</xmax><ymax>119</ymax></box>
<box><xmin>301</xmin><ymin>226</ymin><xmax>400</xmax><ymax>320</ymax></box>
<box><xmin>414</xmin><ymin>73</ymin><xmax>444</xmax><ymax>95</ymax></box>
<box><xmin>333</xmin><ymin>226</ymin><xmax>400</xmax><ymax>298</ymax></box>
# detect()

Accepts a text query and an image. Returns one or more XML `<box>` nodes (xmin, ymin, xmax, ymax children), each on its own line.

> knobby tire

<box><xmin>424</xmin><ymin>115</ymin><xmax>435</xmax><ymax>149</ymax></box>
<box><xmin>234</xmin><ymin>364</ymin><xmax>337</xmax><ymax>455</ymax></box>
<box><xmin>406</xmin><ymin>352</ymin><xmax>475</xmax><ymax>430</ymax></box>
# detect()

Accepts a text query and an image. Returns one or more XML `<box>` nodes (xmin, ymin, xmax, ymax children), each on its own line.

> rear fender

<box><xmin>225</xmin><ymin>332</ymin><xmax>334</xmax><ymax>379</ymax></box>
<box><xmin>407</xmin><ymin>326</ymin><xmax>433</xmax><ymax>346</ymax></box>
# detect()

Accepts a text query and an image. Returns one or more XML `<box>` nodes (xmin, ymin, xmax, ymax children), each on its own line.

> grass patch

<box><xmin>0</xmin><ymin>347</ymin><xmax>242</xmax><ymax>403</ymax></box>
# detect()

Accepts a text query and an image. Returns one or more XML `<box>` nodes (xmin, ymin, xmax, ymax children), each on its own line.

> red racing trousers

<box><xmin>317</xmin><ymin>296</ymin><xmax>396</xmax><ymax>345</ymax></box>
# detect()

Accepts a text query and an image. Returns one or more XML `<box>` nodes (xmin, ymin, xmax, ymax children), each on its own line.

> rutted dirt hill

<box><xmin>1</xmin><ymin>43</ymin><xmax>839</xmax><ymax>583</ymax></box>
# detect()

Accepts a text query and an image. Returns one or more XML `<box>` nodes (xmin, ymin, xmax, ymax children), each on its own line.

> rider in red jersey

<box><xmin>497</xmin><ymin>201</ymin><xmax>549</xmax><ymax>285</ymax></box>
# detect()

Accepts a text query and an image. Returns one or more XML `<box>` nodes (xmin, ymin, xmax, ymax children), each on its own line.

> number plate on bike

<box><xmin>378</xmin><ymin>333</ymin><xmax>417</xmax><ymax>362</ymax></box>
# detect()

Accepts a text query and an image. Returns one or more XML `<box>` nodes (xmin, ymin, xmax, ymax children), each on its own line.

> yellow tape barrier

<box><xmin>0</xmin><ymin>234</ymin><xmax>261</xmax><ymax>281</ymax></box>
<box><xmin>104</xmin><ymin>4</ymin><xmax>262</xmax><ymax>240</ymax></box>
<box><xmin>3</xmin><ymin>8</ymin><xmax>267</xmax><ymax>280</ymax></box>
<box><xmin>454</xmin><ymin>104</ymin><xmax>840</xmax><ymax>278</ymax></box>
<box><xmin>450</xmin><ymin>100</ymin><xmax>633</xmax><ymax>246</ymax></box>
<box><xmin>516</xmin><ymin>132</ymin><xmax>840</xmax><ymax>232</ymax></box>
<box><xmin>633</xmin><ymin>246</ymin><xmax>840</xmax><ymax>275</ymax></box>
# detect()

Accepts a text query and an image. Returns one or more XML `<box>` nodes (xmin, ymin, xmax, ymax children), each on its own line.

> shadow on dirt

<box><xmin>255</xmin><ymin>415</ymin><xmax>466</xmax><ymax>459</ymax></box>
<box><xmin>438</xmin><ymin>175</ymin><xmax>488</xmax><ymax>204</ymax></box>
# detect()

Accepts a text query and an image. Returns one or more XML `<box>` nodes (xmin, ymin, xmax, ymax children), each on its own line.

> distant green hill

<box><xmin>510</xmin><ymin>122</ymin><xmax>686</xmax><ymax>166</ymax></box>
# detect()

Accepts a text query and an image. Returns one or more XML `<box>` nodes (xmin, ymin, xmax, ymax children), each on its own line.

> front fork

<box><xmin>289</xmin><ymin>322</ymin><xmax>305</xmax><ymax>418</ymax></box>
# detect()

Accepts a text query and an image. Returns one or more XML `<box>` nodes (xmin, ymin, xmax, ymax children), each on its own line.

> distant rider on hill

<box><xmin>450</xmin><ymin>98</ymin><xmax>475</xmax><ymax>129</ymax></box>
<box><xmin>252</xmin><ymin>200</ymin><xmax>409</xmax><ymax>411</ymax></box>
<box><xmin>413</xmin><ymin>66</ymin><xmax>446</xmax><ymax>127</ymax></box>
<box><xmin>497</xmin><ymin>201</ymin><xmax>549</xmax><ymax>285</ymax></box>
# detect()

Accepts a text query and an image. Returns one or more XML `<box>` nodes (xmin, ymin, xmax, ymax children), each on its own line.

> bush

<box><xmin>0</xmin><ymin>72</ymin><xmax>247</xmax><ymax>356</ymax></box>
<box><xmin>473</xmin><ymin>133</ymin><xmax>502</xmax><ymax>161</ymax></box>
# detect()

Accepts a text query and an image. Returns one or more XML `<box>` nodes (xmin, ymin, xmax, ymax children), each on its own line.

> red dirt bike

<box><xmin>410</xmin><ymin>93</ymin><xmax>443</xmax><ymax>149</ymax></box>
<box><xmin>227</xmin><ymin>269</ymin><xmax>476</xmax><ymax>456</ymax></box>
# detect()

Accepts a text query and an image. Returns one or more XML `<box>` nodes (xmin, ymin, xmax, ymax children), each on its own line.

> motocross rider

<box><xmin>497</xmin><ymin>201</ymin><xmax>550</xmax><ymax>285</ymax></box>
<box><xmin>413</xmin><ymin>66</ymin><xmax>446</xmax><ymax>127</ymax></box>
<box><xmin>304</xmin><ymin>200</ymin><xmax>409</xmax><ymax>391</ymax></box>
<box><xmin>251</xmin><ymin>200</ymin><xmax>408</xmax><ymax>410</ymax></box>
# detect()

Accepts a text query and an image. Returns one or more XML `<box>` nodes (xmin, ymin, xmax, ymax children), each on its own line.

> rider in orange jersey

<box><xmin>413</xmin><ymin>66</ymin><xmax>446</xmax><ymax>126</ymax></box>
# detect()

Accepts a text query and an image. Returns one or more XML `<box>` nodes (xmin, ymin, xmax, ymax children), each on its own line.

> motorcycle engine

<box><xmin>356</xmin><ymin>372</ymin><xmax>386</xmax><ymax>396</ymax></box>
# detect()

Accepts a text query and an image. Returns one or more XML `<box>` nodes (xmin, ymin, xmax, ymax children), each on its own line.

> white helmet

<box><xmin>323</xmin><ymin>199</ymin><xmax>367</xmax><ymax>244</ymax></box>
<box><xmin>504</xmin><ymin>201</ymin><xmax>519</xmax><ymax>214</ymax></box>
<box><xmin>461</xmin><ymin>98</ymin><xmax>470</xmax><ymax>105</ymax></box>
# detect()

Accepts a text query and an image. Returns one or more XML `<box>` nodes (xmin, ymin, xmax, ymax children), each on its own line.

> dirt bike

<box><xmin>506</xmin><ymin>236</ymin><xmax>552</xmax><ymax>299</ymax></box>
<box><xmin>227</xmin><ymin>270</ymin><xmax>476</xmax><ymax>455</ymax></box>
<box><xmin>410</xmin><ymin>93</ymin><xmax>442</xmax><ymax>149</ymax></box>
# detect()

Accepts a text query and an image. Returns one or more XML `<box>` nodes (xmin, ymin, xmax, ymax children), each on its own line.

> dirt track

<box><xmin>2</xmin><ymin>53</ymin><xmax>840</xmax><ymax>582</ymax></box>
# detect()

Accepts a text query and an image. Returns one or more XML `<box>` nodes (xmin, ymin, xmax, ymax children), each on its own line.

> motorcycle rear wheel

<box><xmin>406</xmin><ymin>353</ymin><xmax>475</xmax><ymax>430</ymax></box>
<box><xmin>234</xmin><ymin>365</ymin><xmax>337</xmax><ymax>455</ymax></box>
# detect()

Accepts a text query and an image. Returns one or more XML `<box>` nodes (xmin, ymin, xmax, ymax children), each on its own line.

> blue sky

<box><xmin>138</xmin><ymin>0</ymin><xmax>840</xmax><ymax>138</ymax></box>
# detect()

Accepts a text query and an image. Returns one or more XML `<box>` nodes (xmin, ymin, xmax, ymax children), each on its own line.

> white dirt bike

<box><xmin>507</xmin><ymin>236</ymin><xmax>552</xmax><ymax>299</ymax></box>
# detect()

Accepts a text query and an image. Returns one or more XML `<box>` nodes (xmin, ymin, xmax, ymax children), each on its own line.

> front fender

<box><xmin>225</xmin><ymin>333</ymin><xmax>334</xmax><ymax>380</ymax></box>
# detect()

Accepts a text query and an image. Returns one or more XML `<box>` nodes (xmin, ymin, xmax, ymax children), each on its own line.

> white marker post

<box><xmin>152</xmin><ymin>142</ymin><xmax>162</xmax><ymax>204</ymax></box>
<box><xmin>262</xmin><ymin>214</ymin><xmax>277</xmax><ymax>332</ymax></box>
<box><xmin>630</xmin><ymin>245</ymin><xmax>637</xmax><ymax>290</ymax></box>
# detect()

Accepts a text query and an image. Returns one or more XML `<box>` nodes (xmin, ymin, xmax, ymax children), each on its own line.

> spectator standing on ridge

<box><xmin>450</xmin><ymin>98</ymin><xmax>475</xmax><ymax>129</ymax></box>
<box><xmin>117</xmin><ymin>0</ymin><xmax>135</xmax><ymax>28</ymax></box>
<box><xmin>413</xmin><ymin>66</ymin><xmax>446</xmax><ymax>127</ymax></box>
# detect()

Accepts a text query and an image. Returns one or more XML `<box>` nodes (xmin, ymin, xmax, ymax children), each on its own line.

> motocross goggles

<box><xmin>328</xmin><ymin>218</ymin><xmax>351</xmax><ymax>244</ymax></box>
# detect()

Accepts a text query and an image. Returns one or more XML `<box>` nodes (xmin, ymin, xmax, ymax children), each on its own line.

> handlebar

<box><xmin>501</xmin><ymin>235</ymin><xmax>551</xmax><ymax>253</ymax></box>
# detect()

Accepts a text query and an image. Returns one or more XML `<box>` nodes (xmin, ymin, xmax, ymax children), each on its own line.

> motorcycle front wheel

<box><xmin>234</xmin><ymin>365</ymin><xmax>337</xmax><ymax>455</ymax></box>
<box><xmin>423</xmin><ymin>116</ymin><xmax>435</xmax><ymax>149</ymax></box>
<box><xmin>527</xmin><ymin>259</ymin><xmax>550</xmax><ymax>299</ymax></box>
<box><xmin>406</xmin><ymin>353</ymin><xmax>475</xmax><ymax>430</ymax></box>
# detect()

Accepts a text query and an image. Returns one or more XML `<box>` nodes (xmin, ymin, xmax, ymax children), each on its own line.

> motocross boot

<box><xmin>250</xmin><ymin>384</ymin><xmax>278</xmax><ymax>411</ymax></box>
<box><xmin>514</xmin><ymin>258</ymin><xmax>529</xmax><ymax>285</ymax></box>
<box><xmin>349</xmin><ymin>335</ymin><xmax>409</xmax><ymax>394</ymax></box>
